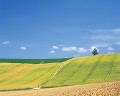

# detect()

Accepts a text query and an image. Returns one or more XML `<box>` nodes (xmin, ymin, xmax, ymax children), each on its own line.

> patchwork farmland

<box><xmin>0</xmin><ymin>54</ymin><xmax>120</xmax><ymax>95</ymax></box>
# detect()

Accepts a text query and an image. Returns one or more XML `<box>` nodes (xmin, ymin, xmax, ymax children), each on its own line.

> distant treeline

<box><xmin>0</xmin><ymin>58</ymin><xmax>71</xmax><ymax>64</ymax></box>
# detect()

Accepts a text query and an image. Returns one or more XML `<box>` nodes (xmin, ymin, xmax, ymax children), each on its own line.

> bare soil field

<box><xmin>0</xmin><ymin>82</ymin><xmax>120</xmax><ymax>96</ymax></box>
<box><xmin>0</xmin><ymin>81</ymin><xmax>120</xmax><ymax>96</ymax></box>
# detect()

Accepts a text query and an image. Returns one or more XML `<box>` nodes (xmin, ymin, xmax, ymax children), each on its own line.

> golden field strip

<box><xmin>0</xmin><ymin>81</ymin><xmax>120</xmax><ymax>96</ymax></box>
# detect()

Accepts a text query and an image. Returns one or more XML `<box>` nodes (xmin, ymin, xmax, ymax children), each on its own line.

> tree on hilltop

<box><xmin>92</xmin><ymin>48</ymin><xmax>98</xmax><ymax>55</ymax></box>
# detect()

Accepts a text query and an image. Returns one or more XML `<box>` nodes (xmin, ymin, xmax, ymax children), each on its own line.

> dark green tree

<box><xmin>92</xmin><ymin>48</ymin><xmax>98</xmax><ymax>55</ymax></box>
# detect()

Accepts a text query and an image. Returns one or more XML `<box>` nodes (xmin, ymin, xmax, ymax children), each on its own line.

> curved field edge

<box><xmin>0</xmin><ymin>81</ymin><xmax>120</xmax><ymax>96</ymax></box>
<box><xmin>42</xmin><ymin>54</ymin><xmax>120</xmax><ymax>88</ymax></box>
<box><xmin>0</xmin><ymin>53</ymin><xmax>120</xmax><ymax>91</ymax></box>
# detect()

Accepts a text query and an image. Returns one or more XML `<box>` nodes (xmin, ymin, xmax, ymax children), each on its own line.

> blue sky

<box><xmin>0</xmin><ymin>0</ymin><xmax>120</xmax><ymax>58</ymax></box>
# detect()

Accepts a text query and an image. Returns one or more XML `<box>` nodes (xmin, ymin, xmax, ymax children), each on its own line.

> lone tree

<box><xmin>92</xmin><ymin>48</ymin><xmax>98</xmax><ymax>55</ymax></box>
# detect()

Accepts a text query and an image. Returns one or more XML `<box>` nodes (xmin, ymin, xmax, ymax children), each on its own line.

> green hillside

<box><xmin>43</xmin><ymin>54</ymin><xmax>120</xmax><ymax>88</ymax></box>
<box><xmin>0</xmin><ymin>58</ymin><xmax>71</xmax><ymax>64</ymax></box>
<box><xmin>0</xmin><ymin>54</ymin><xmax>120</xmax><ymax>91</ymax></box>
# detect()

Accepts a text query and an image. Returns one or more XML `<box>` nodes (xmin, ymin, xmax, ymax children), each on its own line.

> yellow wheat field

<box><xmin>0</xmin><ymin>81</ymin><xmax>120</xmax><ymax>96</ymax></box>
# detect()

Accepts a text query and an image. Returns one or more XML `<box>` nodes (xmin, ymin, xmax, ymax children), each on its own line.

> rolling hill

<box><xmin>0</xmin><ymin>54</ymin><xmax>120</xmax><ymax>91</ymax></box>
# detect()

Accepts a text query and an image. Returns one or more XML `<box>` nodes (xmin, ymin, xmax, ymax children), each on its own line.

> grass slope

<box><xmin>42</xmin><ymin>54</ymin><xmax>120</xmax><ymax>88</ymax></box>
<box><xmin>0</xmin><ymin>54</ymin><xmax>120</xmax><ymax>90</ymax></box>
<box><xmin>0</xmin><ymin>63</ymin><xmax>61</xmax><ymax>90</ymax></box>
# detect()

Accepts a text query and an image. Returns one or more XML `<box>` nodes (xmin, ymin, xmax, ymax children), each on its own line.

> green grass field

<box><xmin>42</xmin><ymin>54</ymin><xmax>120</xmax><ymax>87</ymax></box>
<box><xmin>0</xmin><ymin>54</ymin><xmax>120</xmax><ymax>90</ymax></box>
<box><xmin>0</xmin><ymin>58</ymin><xmax>71</xmax><ymax>64</ymax></box>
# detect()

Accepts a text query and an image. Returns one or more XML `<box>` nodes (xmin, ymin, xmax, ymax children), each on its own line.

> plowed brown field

<box><xmin>0</xmin><ymin>81</ymin><xmax>120</xmax><ymax>96</ymax></box>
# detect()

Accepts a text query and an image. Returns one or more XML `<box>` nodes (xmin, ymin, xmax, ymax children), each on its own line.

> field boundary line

<box><xmin>5</xmin><ymin>65</ymin><xmax>47</xmax><ymax>84</ymax></box>
<box><xmin>40</xmin><ymin>62</ymin><xmax>66</xmax><ymax>87</ymax></box>
<box><xmin>0</xmin><ymin>64</ymin><xmax>22</xmax><ymax>74</ymax></box>
<box><xmin>104</xmin><ymin>54</ymin><xmax>117</xmax><ymax>81</ymax></box>
<box><xmin>40</xmin><ymin>59</ymin><xmax>76</xmax><ymax>87</ymax></box>
<box><xmin>82</xmin><ymin>55</ymin><xmax>104</xmax><ymax>83</ymax></box>
<box><xmin>23</xmin><ymin>65</ymin><xmax>57</xmax><ymax>85</ymax></box>
<box><xmin>54</xmin><ymin>59</ymin><xmax>76</xmax><ymax>75</ymax></box>
<box><xmin>0</xmin><ymin>65</ymin><xmax>29</xmax><ymax>83</ymax></box>
<box><xmin>60</xmin><ymin>57</ymin><xmax>89</xmax><ymax>84</ymax></box>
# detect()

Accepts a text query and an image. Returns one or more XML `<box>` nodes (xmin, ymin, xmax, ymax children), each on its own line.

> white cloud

<box><xmin>107</xmin><ymin>47</ymin><xmax>114</xmax><ymax>51</ymax></box>
<box><xmin>90</xmin><ymin>46</ymin><xmax>99</xmax><ymax>52</ymax></box>
<box><xmin>59</xmin><ymin>44</ymin><xmax>66</xmax><ymax>47</ymax></box>
<box><xmin>91</xmin><ymin>35</ymin><xmax>116</xmax><ymax>40</ymax></box>
<box><xmin>62</xmin><ymin>47</ymin><xmax>77</xmax><ymax>51</ymax></box>
<box><xmin>53</xmin><ymin>46</ymin><xmax>58</xmax><ymax>49</ymax></box>
<box><xmin>77</xmin><ymin>48</ymin><xmax>88</xmax><ymax>53</ymax></box>
<box><xmin>2</xmin><ymin>41</ymin><xmax>10</xmax><ymax>44</ymax></box>
<box><xmin>49</xmin><ymin>51</ymin><xmax>55</xmax><ymax>54</ymax></box>
<box><xmin>111</xmin><ymin>28</ymin><xmax>120</xmax><ymax>35</ymax></box>
<box><xmin>20</xmin><ymin>46</ymin><xmax>27</xmax><ymax>50</ymax></box>
<box><xmin>90</xmin><ymin>28</ymin><xmax>120</xmax><ymax>42</ymax></box>
<box><xmin>90</xmin><ymin>28</ymin><xmax>120</xmax><ymax>34</ymax></box>
<box><xmin>115</xmin><ymin>42</ymin><xmax>120</xmax><ymax>45</ymax></box>
<box><xmin>93</xmin><ymin>43</ymin><xmax>111</xmax><ymax>48</ymax></box>
<box><xmin>62</xmin><ymin>46</ymin><xmax>88</xmax><ymax>53</ymax></box>
<box><xmin>107</xmin><ymin>52</ymin><xmax>114</xmax><ymax>54</ymax></box>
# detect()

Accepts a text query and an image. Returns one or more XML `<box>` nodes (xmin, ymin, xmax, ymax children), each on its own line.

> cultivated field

<box><xmin>0</xmin><ymin>81</ymin><xmax>120</xmax><ymax>96</ymax></box>
<box><xmin>0</xmin><ymin>54</ymin><xmax>120</xmax><ymax>91</ymax></box>
<box><xmin>43</xmin><ymin>54</ymin><xmax>120</xmax><ymax>88</ymax></box>
<box><xmin>0</xmin><ymin>63</ymin><xmax>61</xmax><ymax>90</ymax></box>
